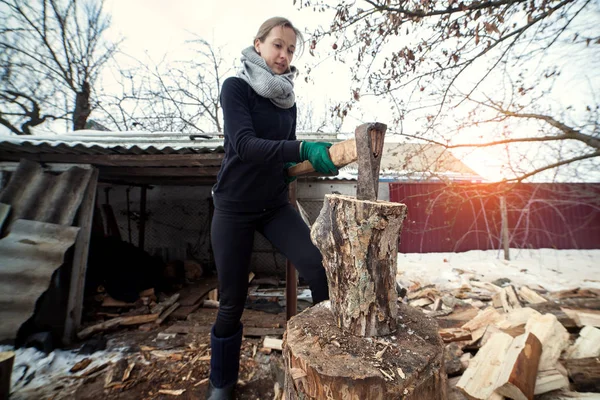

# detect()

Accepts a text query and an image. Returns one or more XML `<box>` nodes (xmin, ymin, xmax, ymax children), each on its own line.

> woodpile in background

<box><xmin>405</xmin><ymin>279</ymin><xmax>600</xmax><ymax>399</ymax></box>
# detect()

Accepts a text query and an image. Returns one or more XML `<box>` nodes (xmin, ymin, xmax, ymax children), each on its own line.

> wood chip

<box><xmin>263</xmin><ymin>337</ymin><xmax>283</xmax><ymax>351</ymax></box>
<box><xmin>379</xmin><ymin>368</ymin><xmax>394</xmax><ymax>381</ymax></box>
<box><xmin>69</xmin><ymin>358</ymin><xmax>92</xmax><ymax>373</ymax></box>
<box><xmin>397</xmin><ymin>367</ymin><xmax>406</xmax><ymax>379</ymax></box>
<box><xmin>158</xmin><ymin>389</ymin><xmax>186</xmax><ymax>396</ymax></box>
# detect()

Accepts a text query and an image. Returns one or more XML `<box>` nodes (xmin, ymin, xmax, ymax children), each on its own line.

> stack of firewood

<box><xmin>405</xmin><ymin>282</ymin><xmax>600</xmax><ymax>399</ymax></box>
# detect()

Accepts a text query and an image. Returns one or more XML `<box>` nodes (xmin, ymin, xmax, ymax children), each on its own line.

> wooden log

<box><xmin>494</xmin><ymin>332</ymin><xmax>542</xmax><ymax>400</ymax></box>
<box><xmin>310</xmin><ymin>194</ymin><xmax>407</xmax><ymax>337</ymax></box>
<box><xmin>0</xmin><ymin>351</ymin><xmax>15</xmax><ymax>400</ymax></box>
<box><xmin>525</xmin><ymin>313</ymin><xmax>570</xmax><ymax>370</ymax></box>
<box><xmin>457</xmin><ymin>331</ymin><xmax>513</xmax><ymax>399</ymax></box>
<box><xmin>562</xmin><ymin>357</ymin><xmax>600</xmax><ymax>392</ymax></box>
<box><xmin>283</xmin><ymin>302</ymin><xmax>446</xmax><ymax>400</ymax></box>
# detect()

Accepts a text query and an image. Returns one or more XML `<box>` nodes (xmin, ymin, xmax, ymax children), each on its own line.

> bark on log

<box><xmin>310</xmin><ymin>194</ymin><xmax>407</xmax><ymax>337</ymax></box>
<box><xmin>283</xmin><ymin>302</ymin><xmax>446</xmax><ymax>400</ymax></box>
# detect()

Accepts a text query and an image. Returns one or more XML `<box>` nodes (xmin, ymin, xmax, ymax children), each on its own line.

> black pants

<box><xmin>211</xmin><ymin>203</ymin><xmax>329</xmax><ymax>338</ymax></box>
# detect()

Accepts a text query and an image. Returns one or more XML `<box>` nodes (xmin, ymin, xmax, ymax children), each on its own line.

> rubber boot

<box><xmin>206</xmin><ymin>323</ymin><xmax>243</xmax><ymax>400</ymax></box>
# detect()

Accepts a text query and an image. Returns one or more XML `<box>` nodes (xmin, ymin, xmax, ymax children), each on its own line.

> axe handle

<box><xmin>287</xmin><ymin>139</ymin><xmax>357</xmax><ymax>177</ymax></box>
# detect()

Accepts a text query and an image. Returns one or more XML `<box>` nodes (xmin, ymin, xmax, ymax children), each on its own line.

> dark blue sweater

<box><xmin>212</xmin><ymin>77</ymin><xmax>302</xmax><ymax>212</ymax></box>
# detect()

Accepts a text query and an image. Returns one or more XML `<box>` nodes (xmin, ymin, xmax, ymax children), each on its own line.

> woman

<box><xmin>207</xmin><ymin>16</ymin><xmax>336</xmax><ymax>399</ymax></box>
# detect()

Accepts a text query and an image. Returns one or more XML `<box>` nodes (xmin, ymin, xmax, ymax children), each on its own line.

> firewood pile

<box><xmin>404</xmin><ymin>280</ymin><xmax>600</xmax><ymax>399</ymax></box>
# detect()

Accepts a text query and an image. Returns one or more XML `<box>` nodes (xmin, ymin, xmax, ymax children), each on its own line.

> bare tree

<box><xmin>95</xmin><ymin>39</ymin><xmax>231</xmax><ymax>134</ymax></box>
<box><xmin>0</xmin><ymin>0</ymin><xmax>117</xmax><ymax>134</ymax></box>
<box><xmin>297</xmin><ymin>0</ymin><xmax>600</xmax><ymax>182</ymax></box>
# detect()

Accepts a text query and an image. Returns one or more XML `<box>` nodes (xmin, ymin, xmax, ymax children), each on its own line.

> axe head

<box><xmin>355</xmin><ymin>122</ymin><xmax>387</xmax><ymax>201</ymax></box>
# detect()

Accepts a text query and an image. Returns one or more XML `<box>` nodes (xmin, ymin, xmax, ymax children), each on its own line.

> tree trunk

<box><xmin>283</xmin><ymin>302</ymin><xmax>447</xmax><ymax>399</ymax></box>
<box><xmin>73</xmin><ymin>81</ymin><xmax>91</xmax><ymax>131</ymax></box>
<box><xmin>310</xmin><ymin>194</ymin><xmax>407</xmax><ymax>337</ymax></box>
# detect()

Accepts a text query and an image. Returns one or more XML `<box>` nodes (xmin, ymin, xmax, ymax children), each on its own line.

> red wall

<box><xmin>389</xmin><ymin>182</ymin><xmax>600</xmax><ymax>253</ymax></box>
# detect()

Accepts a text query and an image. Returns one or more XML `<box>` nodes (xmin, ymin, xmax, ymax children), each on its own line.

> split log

<box><xmin>0</xmin><ymin>351</ymin><xmax>15</xmax><ymax>400</ymax></box>
<box><xmin>310</xmin><ymin>194</ymin><xmax>407</xmax><ymax>337</ymax></box>
<box><xmin>494</xmin><ymin>332</ymin><xmax>542</xmax><ymax>400</ymax></box>
<box><xmin>500</xmin><ymin>285</ymin><xmax>523</xmax><ymax>313</ymax></box>
<box><xmin>525</xmin><ymin>313</ymin><xmax>569</xmax><ymax>370</ymax></box>
<box><xmin>155</xmin><ymin>302</ymin><xmax>180</xmax><ymax>325</ymax></box>
<box><xmin>518</xmin><ymin>286</ymin><xmax>547</xmax><ymax>304</ymax></box>
<box><xmin>565</xmin><ymin>326</ymin><xmax>600</xmax><ymax>359</ymax></box>
<box><xmin>283</xmin><ymin>302</ymin><xmax>446</xmax><ymax>400</ymax></box>
<box><xmin>562</xmin><ymin>357</ymin><xmax>600</xmax><ymax>392</ymax></box>
<box><xmin>457</xmin><ymin>331</ymin><xmax>513</xmax><ymax>399</ymax></box>
<box><xmin>534</xmin><ymin>368</ymin><xmax>570</xmax><ymax>395</ymax></box>
<box><xmin>528</xmin><ymin>302</ymin><xmax>578</xmax><ymax>329</ymax></box>
<box><xmin>561</xmin><ymin>308</ymin><xmax>600</xmax><ymax>328</ymax></box>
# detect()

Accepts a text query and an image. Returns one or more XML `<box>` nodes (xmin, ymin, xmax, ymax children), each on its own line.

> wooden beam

<box><xmin>0</xmin><ymin>153</ymin><xmax>224</xmax><ymax>167</ymax></box>
<box><xmin>63</xmin><ymin>167</ymin><xmax>99</xmax><ymax>344</ymax></box>
<box><xmin>99</xmin><ymin>166</ymin><xmax>221</xmax><ymax>177</ymax></box>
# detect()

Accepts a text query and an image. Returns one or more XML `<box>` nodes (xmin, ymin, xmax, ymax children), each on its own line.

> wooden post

<box><xmin>63</xmin><ymin>168</ymin><xmax>98</xmax><ymax>344</ymax></box>
<box><xmin>139</xmin><ymin>185</ymin><xmax>147</xmax><ymax>250</ymax></box>
<box><xmin>286</xmin><ymin>180</ymin><xmax>298</xmax><ymax>320</ymax></box>
<box><xmin>500</xmin><ymin>196</ymin><xmax>510</xmax><ymax>261</ymax></box>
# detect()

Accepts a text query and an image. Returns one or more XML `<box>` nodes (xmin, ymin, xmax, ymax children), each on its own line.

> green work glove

<box><xmin>300</xmin><ymin>141</ymin><xmax>338</xmax><ymax>175</ymax></box>
<box><xmin>284</xmin><ymin>162</ymin><xmax>297</xmax><ymax>184</ymax></box>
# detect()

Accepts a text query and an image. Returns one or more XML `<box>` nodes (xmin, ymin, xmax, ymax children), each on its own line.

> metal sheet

<box><xmin>0</xmin><ymin>159</ymin><xmax>92</xmax><ymax>230</ymax></box>
<box><xmin>0</xmin><ymin>219</ymin><xmax>79</xmax><ymax>341</ymax></box>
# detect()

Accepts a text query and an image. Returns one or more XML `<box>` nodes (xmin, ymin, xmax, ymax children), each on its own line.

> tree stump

<box><xmin>283</xmin><ymin>302</ymin><xmax>447</xmax><ymax>399</ymax></box>
<box><xmin>283</xmin><ymin>194</ymin><xmax>447</xmax><ymax>399</ymax></box>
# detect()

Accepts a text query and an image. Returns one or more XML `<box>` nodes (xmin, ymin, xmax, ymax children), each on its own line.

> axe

<box><xmin>288</xmin><ymin>122</ymin><xmax>387</xmax><ymax>200</ymax></box>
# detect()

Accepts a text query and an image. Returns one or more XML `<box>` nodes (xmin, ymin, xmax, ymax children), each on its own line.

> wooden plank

<box><xmin>150</xmin><ymin>293</ymin><xmax>180</xmax><ymax>315</ymax></box>
<box><xmin>156</xmin><ymin>302</ymin><xmax>180</xmax><ymax>325</ymax></box>
<box><xmin>518</xmin><ymin>286</ymin><xmax>547</xmax><ymax>304</ymax></box>
<box><xmin>534</xmin><ymin>369</ymin><xmax>570</xmax><ymax>395</ymax></box>
<box><xmin>63</xmin><ymin>167</ymin><xmax>98</xmax><ymax>344</ymax></box>
<box><xmin>0</xmin><ymin>153</ymin><xmax>224</xmax><ymax>167</ymax></box>
<box><xmin>565</xmin><ymin>326</ymin><xmax>600</xmax><ymax>359</ymax></box>
<box><xmin>457</xmin><ymin>332</ymin><xmax>513</xmax><ymax>399</ymax></box>
<box><xmin>494</xmin><ymin>332</ymin><xmax>542</xmax><ymax>400</ymax></box>
<box><xmin>170</xmin><ymin>303</ymin><xmax>202</xmax><ymax>320</ymax></box>
<box><xmin>177</xmin><ymin>277</ymin><xmax>219</xmax><ymax>306</ymax></box>
<box><xmin>525</xmin><ymin>313</ymin><xmax>570</xmax><ymax>370</ymax></box>
<box><xmin>562</xmin><ymin>357</ymin><xmax>600</xmax><ymax>392</ymax></box>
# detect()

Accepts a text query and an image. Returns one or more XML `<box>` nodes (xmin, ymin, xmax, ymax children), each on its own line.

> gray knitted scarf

<box><xmin>237</xmin><ymin>46</ymin><xmax>297</xmax><ymax>109</ymax></box>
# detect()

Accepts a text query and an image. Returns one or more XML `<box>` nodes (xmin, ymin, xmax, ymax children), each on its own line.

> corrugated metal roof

<box><xmin>0</xmin><ymin>130</ymin><xmax>340</xmax><ymax>155</ymax></box>
<box><xmin>0</xmin><ymin>219</ymin><xmax>80</xmax><ymax>341</ymax></box>
<box><xmin>0</xmin><ymin>159</ymin><xmax>93</xmax><ymax>341</ymax></box>
<box><xmin>0</xmin><ymin>159</ymin><xmax>93</xmax><ymax>231</ymax></box>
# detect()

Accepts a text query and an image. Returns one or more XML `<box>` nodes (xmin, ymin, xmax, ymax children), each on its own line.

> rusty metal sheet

<box><xmin>0</xmin><ymin>159</ymin><xmax>92</xmax><ymax>230</ymax></box>
<box><xmin>0</xmin><ymin>219</ymin><xmax>79</xmax><ymax>341</ymax></box>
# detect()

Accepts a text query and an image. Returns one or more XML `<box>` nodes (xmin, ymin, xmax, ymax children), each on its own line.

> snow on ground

<box><xmin>0</xmin><ymin>344</ymin><xmax>128</xmax><ymax>400</ymax></box>
<box><xmin>397</xmin><ymin>248</ymin><xmax>600</xmax><ymax>292</ymax></box>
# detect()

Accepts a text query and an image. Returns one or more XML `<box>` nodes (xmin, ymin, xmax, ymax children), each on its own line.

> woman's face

<box><xmin>254</xmin><ymin>26</ymin><xmax>297</xmax><ymax>75</ymax></box>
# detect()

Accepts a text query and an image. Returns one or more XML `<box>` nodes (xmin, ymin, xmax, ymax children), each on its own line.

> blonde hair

<box><xmin>254</xmin><ymin>17</ymin><xmax>304</xmax><ymax>55</ymax></box>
